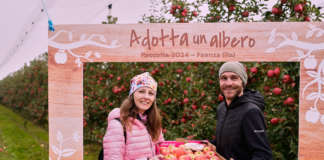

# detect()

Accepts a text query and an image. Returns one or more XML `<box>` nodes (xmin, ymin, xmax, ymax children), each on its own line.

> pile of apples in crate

<box><xmin>155</xmin><ymin>141</ymin><xmax>223</xmax><ymax>160</ymax></box>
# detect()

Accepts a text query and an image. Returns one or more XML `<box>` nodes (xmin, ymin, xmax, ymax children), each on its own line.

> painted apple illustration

<box><xmin>55</xmin><ymin>50</ymin><xmax>67</xmax><ymax>64</ymax></box>
<box><xmin>305</xmin><ymin>107</ymin><xmax>320</xmax><ymax>123</ymax></box>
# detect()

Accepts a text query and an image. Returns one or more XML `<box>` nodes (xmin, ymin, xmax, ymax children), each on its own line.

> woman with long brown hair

<box><xmin>103</xmin><ymin>72</ymin><xmax>164</xmax><ymax>160</ymax></box>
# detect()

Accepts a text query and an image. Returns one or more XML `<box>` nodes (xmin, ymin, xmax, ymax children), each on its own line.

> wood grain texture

<box><xmin>48</xmin><ymin>23</ymin><xmax>324</xmax><ymax>160</ymax></box>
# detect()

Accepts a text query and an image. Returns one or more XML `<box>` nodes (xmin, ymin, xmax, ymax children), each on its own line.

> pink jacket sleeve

<box><xmin>158</xmin><ymin>131</ymin><xmax>165</xmax><ymax>143</ymax></box>
<box><xmin>153</xmin><ymin>131</ymin><xmax>165</xmax><ymax>155</ymax></box>
<box><xmin>103</xmin><ymin>119</ymin><xmax>125</xmax><ymax>160</ymax></box>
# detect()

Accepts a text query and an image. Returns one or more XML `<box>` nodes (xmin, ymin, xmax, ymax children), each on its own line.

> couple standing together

<box><xmin>103</xmin><ymin>62</ymin><xmax>273</xmax><ymax>160</ymax></box>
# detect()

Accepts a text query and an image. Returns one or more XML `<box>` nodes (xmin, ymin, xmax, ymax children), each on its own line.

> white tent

<box><xmin>0</xmin><ymin>0</ymin><xmax>323</xmax><ymax>80</ymax></box>
<box><xmin>0</xmin><ymin>0</ymin><xmax>150</xmax><ymax>80</ymax></box>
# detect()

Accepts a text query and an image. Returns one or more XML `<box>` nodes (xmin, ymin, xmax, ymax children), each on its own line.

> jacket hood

<box><xmin>244</xmin><ymin>89</ymin><xmax>265</xmax><ymax>111</ymax></box>
<box><xmin>230</xmin><ymin>89</ymin><xmax>265</xmax><ymax>111</ymax></box>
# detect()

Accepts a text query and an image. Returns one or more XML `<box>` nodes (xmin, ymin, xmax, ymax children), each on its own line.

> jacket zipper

<box><xmin>137</xmin><ymin>116</ymin><xmax>155</xmax><ymax>159</ymax></box>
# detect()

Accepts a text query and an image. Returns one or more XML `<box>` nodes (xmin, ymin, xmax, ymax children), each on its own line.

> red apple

<box><xmin>210</xmin><ymin>0</ymin><xmax>219</xmax><ymax>5</ymax></box>
<box><xmin>175</xmin><ymin>147</ymin><xmax>186</xmax><ymax>158</ymax></box>
<box><xmin>159</xmin><ymin>82</ymin><xmax>164</xmax><ymax>86</ymax></box>
<box><xmin>195</xmin><ymin>151</ymin><xmax>203</xmax><ymax>156</ymax></box>
<box><xmin>112</xmin><ymin>86</ymin><xmax>119</xmax><ymax>94</ymax></box>
<box><xmin>250</xmin><ymin>67</ymin><xmax>258</xmax><ymax>74</ymax></box>
<box><xmin>272</xmin><ymin>87</ymin><xmax>282</xmax><ymax>95</ymax></box>
<box><xmin>168</xmin><ymin>145</ymin><xmax>177</xmax><ymax>154</ymax></box>
<box><xmin>192</xmin><ymin>104</ymin><xmax>197</xmax><ymax>110</ymax></box>
<box><xmin>181</xmin><ymin>11</ymin><xmax>187</xmax><ymax>17</ymax></box>
<box><xmin>304</xmin><ymin>16</ymin><xmax>311</xmax><ymax>21</ymax></box>
<box><xmin>181</xmin><ymin>118</ymin><xmax>186</xmax><ymax>123</ymax></box>
<box><xmin>179</xmin><ymin>155</ymin><xmax>192</xmax><ymax>160</ymax></box>
<box><xmin>210</xmin><ymin>156</ymin><xmax>220</xmax><ymax>160</ymax></box>
<box><xmin>160</xmin><ymin>63</ymin><xmax>165</xmax><ymax>68</ymax></box>
<box><xmin>177</xmin><ymin>69</ymin><xmax>183</xmax><ymax>73</ymax></box>
<box><xmin>183</xmin><ymin>98</ymin><xmax>189</xmax><ymax>104</ymax></box>
<box><xmin>164</xmin><ymin>154</ymin><xmax>177</xmax><ymax>160</ymax></box>
<box><xmin>284</xmin><ymin>97</ymin><xmax>294</xmax><ymax>105</ymax></box>
<box><xmin>203</xmin><ymin>146</ymin><xmax>211</xmax><ymax>153</ymax></box>
<box><xmin>267</xmin><ymin>70</ymin><xmax>274</xmax><ymax>77</ymax></box>
<box><xmin>271</xmin><ymin>118</ymin><xmax>279</xmax><ymax>125</ymax></box>
<box><xmin>192</xmin><ymin>11</ymin><xmax>198</xmax><ymax>17</ymax></box>
<box><xmin>195</xmin><ymin>154</ymin><xmax>207</xmax><ymax>160</ymax></box>
<box><xmin>160</xmin><ymin>147</ymin><xmax>170</xmax><ymax>155</ymax></box>
<box><xmin>205</xmin><ymin>151</ymin><xmax>216</xmax><ymax>158</ymax></box>
<box><xmin>184</xmin><ymin>90</ymin><xmax>188</xmax><ymax>95</ymax></box>
<box><xmin>272</xmin><ymin>7</ymin><xmax>281</xmax><ymax>15</ymax></box>
<box><xmin>163</xmin><ymin>98</ymin><xmax>171</xmax><ymax>104</ymax></box>
<box><xmin>242</xmin><ymin>11</ymin><xmax>249</xmax><ymax>17</ymax></box>
<box><xmin>283</xmin><ymin>74</ymin><xmax>291</xmax><ymax>83</ymax></box>
<box><xmin>201</xmin><ymin>105</ymin><xmax>207</xmax><ymax>110</ymax></box>
<box><xmin>186</xmin><ymin>77</ymin><xmax>192</xmax><ymax>82</ymax></box>
<box><xmin>83</xmin><ymin>119</ymin><xmax>87</xmax><ymax>127</ymax></box>
<box><xmin>229</xmin><ymin>5</ymin><xmax>235</xmax><ymax>12</ymax></box>
<box><xmin>274</xmin><ymin>67</ymin><xmax>280</xmax><ymax>76</ymax></box>
<box><xmin>185</xmin><ymin>149</ymin><xmax>193</xmax><ymax>154</ymax></box>
<box><xmin>188</xmin><ymin>153</ymin><xmax>195</xmax><ymax>159</ymax></box>
<box><xmin>294</xmin><ymin>4</ymin><xmax>303</xmax><ymax>13</ymax></box>
<box><xmin>263</xmin><ymin>86</ymin><xmax>270</xmax><ymax>92</ymax></box>
<box><xmin>170</xmin><ymin>8</ymin><xmax>175</xmax><ymax>15</ymax></box>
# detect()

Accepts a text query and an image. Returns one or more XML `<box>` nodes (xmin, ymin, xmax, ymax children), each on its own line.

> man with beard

<box><xmin>210</xmin><ymin>62</ymin><xmax>272</xmax><ymax>160</ymax></box>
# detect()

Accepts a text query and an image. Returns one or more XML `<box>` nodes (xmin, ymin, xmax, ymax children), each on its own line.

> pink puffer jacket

<box><xmin>103</xmin><ymin>108</ymin><xmax>164</xmax><ymax>160</ymax></box>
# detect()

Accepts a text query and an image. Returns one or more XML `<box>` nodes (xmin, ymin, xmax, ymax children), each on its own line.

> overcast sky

<box><xmin>0</xmin><ymin>0</ymin><xmax>323</xmax><ymax>80</ymax></box>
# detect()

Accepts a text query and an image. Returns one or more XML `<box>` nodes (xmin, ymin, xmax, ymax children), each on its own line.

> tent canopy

<box><xmin>0</xmin><ymin>0</ymin><xmax>150</xmax><ymax>80</ymax></box>
<box><xmin>0</xmin><ymin>0</ymin><xmax>323</xmax><ymax>80</ymax></box>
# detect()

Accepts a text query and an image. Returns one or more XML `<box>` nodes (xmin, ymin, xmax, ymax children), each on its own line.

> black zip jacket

<box><xmin>210</xmin><ymin>89</ymin><xmax>272</xmax><ymax>160</ymax></box>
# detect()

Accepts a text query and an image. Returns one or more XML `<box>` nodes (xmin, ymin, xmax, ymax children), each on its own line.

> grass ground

<box><xmin>0</xmin><ymin>104</ymin><xmax>101</xmax><ymax>160</ymax></box>
<box><xmin>84</xmin><ymin>143</ymin><xmax>101</xmax><ymax>160</ymax></box>
<box><xmin>0</xmin><ymin>105</ymin><xmax>48</xmax><ymax>159</ymax></box>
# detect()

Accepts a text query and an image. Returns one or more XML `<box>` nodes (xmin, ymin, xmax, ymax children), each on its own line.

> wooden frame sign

<box><xmin>48</xmin><ymin>23</ymin><xmax>324</xmax><ymax>159</ymax></box>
